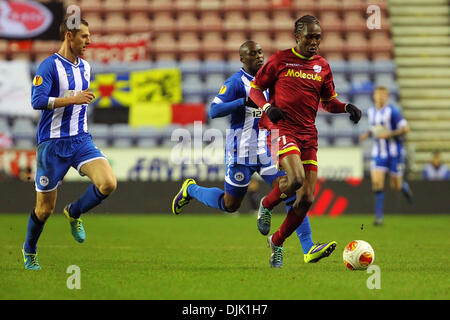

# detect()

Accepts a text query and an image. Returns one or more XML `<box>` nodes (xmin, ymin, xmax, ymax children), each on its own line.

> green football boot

<box><xmin>304</xmin><ymin>241</ymin><xmax>337</xmax><ymax>263</ymax></box>
<box><xmin>172</xmin><ymin>178</ymin><xmax>196</xmax><ymax>215</ymax></box>
<box><xmin>64</xmin><ymin>205</ymin><xmax>86</xmax><ymax>243</ymax></box>
<box><xmin>22</xmin><ymin>247</ymin><xmax>40</xmax><ymax>270</ymax></box>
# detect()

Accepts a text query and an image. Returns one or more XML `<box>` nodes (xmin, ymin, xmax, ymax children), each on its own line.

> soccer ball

<box><xmin>343</xmin><ymin>240</ymin><xmax>375</xmax><ymax>270</ymax></box>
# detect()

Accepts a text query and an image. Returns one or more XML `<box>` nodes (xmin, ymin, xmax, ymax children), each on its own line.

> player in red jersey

<box><xmin>249</xmin><ymin>15</ymin><xmax>362</xmax><ymax>267</ymax></box>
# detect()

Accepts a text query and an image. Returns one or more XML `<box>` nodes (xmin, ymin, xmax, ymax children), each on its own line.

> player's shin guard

<box><xmin>272</xmin><ymin>207</ymin><xmax>306</xmax><ymax>247</ymax></box>
<box><xmin>187</xmin><ymin>184</ymin><xmax>227</xmax><ymax>212</ymax></box>
<box><xmin>24</xmin><ymin>209</ymin><xmax>45</xmax><ymax>254</ymax></box>
<box><xmin>68</xmin><ymin>184</ymin><xmax>108</xmax><ymax>219</ymax></box>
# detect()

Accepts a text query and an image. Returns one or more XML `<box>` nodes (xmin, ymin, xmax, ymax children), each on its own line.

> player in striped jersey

<box><xmin>360</xmin><ymin>86</ymin><xmax>413</xmax><ymax>225</ymax></box>
<box><xmin>172</xmin><ymin>41</ymin><xmax>336</xmax><ymax>264</ymax></box>
<box><xmin>22</xmin><ymin>18</ymin><xmax>117</xmax><ymax>270</ymax></box>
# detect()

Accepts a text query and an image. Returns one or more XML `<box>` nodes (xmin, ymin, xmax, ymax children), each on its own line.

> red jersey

<box><xmin>252</xmin><ymin>47</ymin><xmax>338</xmax><ymax>137</ymax></box>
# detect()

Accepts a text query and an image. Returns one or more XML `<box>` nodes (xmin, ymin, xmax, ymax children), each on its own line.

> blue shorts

<box><xmin>35</xmin><ymin>133</ymin><xmax>106</xmax><ymax>192</ymax></box>
<box><xmin>224</xmin><ymin>162</ymin><xmax>284</xmax><ymax>197</ymax></box>
<box><xmin>371</xmin><ymin>155</ymin><xmax>405</xmax><ymax>176</ymax></box>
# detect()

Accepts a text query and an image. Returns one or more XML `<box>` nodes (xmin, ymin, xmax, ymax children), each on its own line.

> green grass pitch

<box><xmin>1</xmin><ymin>213</ymin><xmax>449</xmax><ymax>300</ymax></box>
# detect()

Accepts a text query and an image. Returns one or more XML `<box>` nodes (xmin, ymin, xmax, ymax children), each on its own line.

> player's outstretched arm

<box><xmin>209</xmin><ymin>98</ymin><xmax>245</xmax><ymax>119</ymax></box>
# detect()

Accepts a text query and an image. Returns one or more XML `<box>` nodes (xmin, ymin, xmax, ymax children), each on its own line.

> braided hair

<box><xmin>294</xmin><ymin>15</ymin><xmax>320</xmax><ymax>37</ymax></box>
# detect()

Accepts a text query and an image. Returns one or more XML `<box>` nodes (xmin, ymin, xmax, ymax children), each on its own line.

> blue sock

<box><xmin>187</xmin><ymin>184</ymin><xmax>227</xmax><ymax>211</ymax></box>
<box><xmin>401</xmin><ymin>181</ymin><xmax>412</xmax><ymax>200</ymax></box>
<box><xmin>374</xmin><ymin>191</ymin><xmax>384</xmax><ymax>219</ymax></box>
<box><xmin>24</xmin><ymin>210</ymin><xmax>45</xmax><ymax>254</ymax></box>
<box><xmin>295</xmin><ymin>214</ymin><xmax>314</xmax><ymax>254</ymax></box>
<box><xmin>69</xmin><ymin>184</ymin><xmax>108</xmax><ymax>219</ymax></box>
<box><xmin>285</xmin><ymin>198</ymin><xmax>314</xmax><ymax>254</ymax></box>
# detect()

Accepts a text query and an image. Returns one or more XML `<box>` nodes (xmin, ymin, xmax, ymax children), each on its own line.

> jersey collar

<box><xmin>240</xmin><ymin>67</ymin><xmax>255</xmax><ymax>80</ymax></box>
<box><xmin>291</xmin><ymin>47</ymin><xmax>315</xmax><ymax>60</ymax></box>
<box><xmin>54</xmin><ymin>53</ymin><xmax>81</xmax><ymax>67</ymax></box>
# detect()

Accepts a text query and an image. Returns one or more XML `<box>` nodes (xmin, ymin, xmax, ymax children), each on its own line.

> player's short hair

<box><xmin>59</xmin><ymin>17</ymin><xmax>89</xmax><ymax>41</ymax></box>
<box><xmin>374</xmin><ymin>86</ymin><xmax>389</xmax><ymax>92</ymax></box>
<box><xmin>294</xmin><ymin>15</ymin><xmax>320</xmax><ymax>35</ymax></box>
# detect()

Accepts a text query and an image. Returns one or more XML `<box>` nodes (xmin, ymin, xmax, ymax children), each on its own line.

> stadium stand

<box><xmin>4</xmin><ymin>0</ymin><xmax>447</xmax><ymax>178</ymax></box>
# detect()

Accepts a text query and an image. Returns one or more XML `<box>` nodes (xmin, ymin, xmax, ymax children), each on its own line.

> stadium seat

<box><xmin>83</xmin><ymin>13</ymin><xmax>103</xmax><ymax>34</ymax></box>
<box><xmin>225</xmin><ymin>60</ymin><xmax>243</xmax><ymax>74</ymax></box>
<box><xmin>318</xmin><ymin>11</ymin><xmax>343</xmax><ymax>32</ymax></box>
<box><xmin>328</xmin><ymin>59</ymin><xmax>348</xmax><ymax>74</ymax></box>
<box><xmin>152</xmin><ymin>32</ymin><xmax>177</xmax><ymax>53</ymax></box>
<box><xmin>103</xmin><ymin>0</ymin><xmax>125</xmax><ymax>12</ymax></box>
<box><xmin>318</xmin><ymin>136</ymin><xmax>331</xmax><ymax>147</ymax></box>
<box><xmin>223</xmin><ymin>11</ymin><xmax>248</xmax><ymax>32</ymax></box>
<box><xmin>151</xmin><ymin>11</ymin><xmax>176</xmax><ymax>32</ymax></box>
<box><xmin>205</xmin><ymin>74</ymin><xmax>226</xmax><ymax>94</ymax></box>
<box><xmin>251</xmin><ymin>31</ymin><xmax>274</xmax><ymax>53</ymax></box>
<box><xmin>150</xmin><ymin>0</ymin><xmax>174</xmax><ymax>11</ymax></box>
<box><xmin>352</xmin><ymin>94</ymin><xmax>374</xmax><ymax>112</ymax></box>
<box><xmin>343</xmin><ymin>11</ymin><xmax>367</xmax><ymax>32</ymax></box>
<box><xmin>333</xmin><ymin>74</ymin><xmax>351</xmax><ymax>95</ymax></box>
<box><xmin>202</xmin><ymin>60</ymin><xmax>226</xmax><ymax>74</ymax></box>
<box><xmin>201</xmin><ymin>0</ymin><xmax>222</xmax><ymax>10</ymax></box>
<box><xmin>341</xmin><ymin>0</ymin><xmax>364</xmax><ymax>12</ymax></box>
<box><xmin>173</xmin><ymin>0</ymin><xmax>197</xmax><ymax>10</ymax></box>
<box><xmin>135</xmin><ymin>126</ymin><xmax>160</xmax><ymax>148</ymax></box>
<box><xmin>371</xmin><ymin>60</ymin><xmax>396</xmax><ymax>74</ymax></box>
<box><xmin>374</xmin><ymin>73</ymin><xmax>398</xmax><ymax>92</ymax></box>
<box><xmin>111</xmin><ymin>123</ymin><xmax>135</xmax><ymax>147</ymax></box>
<box><xmin>320</xmin><ymin>31</ymin><xmax>345</xmax><ymax>55</ymax></box>
<box><xmin>369</xmin><ymin>31</ymin><xmax>393</xmax><ymax>53</ymax></box>
<box><xmin>350</xmin><ymin>73</ymin><xmax>373</xmax><ymax>94</ymax></box>
<box><xmin>178</xmin><ymin>32</ymin><xmax>201</xmax><ymax>53</ymax></box>
<box><xmin>293</xmin><ymin>0</ymin><xmax>316</xmax><ymax>12</ymax></box>
<box><xmin>89</xmin><ymin>123</ymin><xmax>111</xmax><ymax>148</ymax></box>
<box><xmin>201</xmin><ymin>31</ymin><xmax>225</xmax><ymax>55</ymax></box>
<box><xmin>200</xmin><ymin>11</ymin><xmax>223</xmax><ymax>32</ymax></box>
<box><xmin>317</xmin><ymin>0</ymin><xmax>340</xmax><ymax>12</ymax></box>
<box><xmin>273</xmin><ymin>32</ymin><xmax>295</xmax><ymax>50</ymax></box>
<box><xmin>125</xmin><ymin>0</ymin><xmax>149</xmax><ymax>12</ymax></box>
<box><xmin>179</xmin><ymin>60</ymin><xmax>202</xmax><ymax>74</ymax></box>
<box><xmin>345</xmin><ymin>32</ymin><xmax>369</xmax><ymax>54</ymax></box>
<box><xmin>182</xmin><ymin>74</ymin><xmax>204</xmax><ymax>95</ymax></box>
<box><xmin>78</xmin><ymin>0</ymin><xmax>103</xmax><ymax>13</ymax></box>
<box><xmin>330</xmin><ymin>116</ymin><xmax>356</xmax><ymax>136</ymax></box>
<box><xmin>32</xmin><ymin>40</ymin><xmax>60</xmax><ymax>55</ymax></box>
<box><xmin>0</xmin><ymin>117</ymin><xmax>10</xmax><ymax>134</ymax></box>
<box><xmin>273</xmin><ymin>10</ymin><xmax>295</xmax><ymax>32</ymax></box>
<box><xmin>11</xmin><ymin>118</ymin><xmax>35</xmax><ymax>138</ymax></box>
<box><xmin>248</xmin><ymin>11</ymin><xmax>271</xmax><ymax>32</ymax></box>
<box><xmin>104</xmin><ymin>13</ymin><xmax>128</xmax><ymax>33</ymax></box>
<box><xmin>176</xmin><ymin>11</ymin><xmax>199</xmax><ymax>32</ymax></box>
<box><xmin>315</xmin><ymin>116</ymin><xmax>331</xmax><ymax>136</ymax></box>
<box><xmin>225</xmin><ymin>32</ymin><xmax>248</xmax><ymax>55</ymax></box>
<box><xmin>128</xmin><ymin>12</ymin><xmax>151</xmax><ymax>33</ymax></box>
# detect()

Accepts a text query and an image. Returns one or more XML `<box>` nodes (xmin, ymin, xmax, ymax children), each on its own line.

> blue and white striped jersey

<box><xmin>211</xmin><ymin>68</ymin><xmax>269</xmax><ymax>165</ymax></box>
<box><xmin>368</xmin><ymin>104</ymin><xmax>407</xmax><ymax>159</ymax></box>
<box><xmin>31</xmin><ymin>53</ymin><xmax>91</xmax><ymax>144</ymax></box>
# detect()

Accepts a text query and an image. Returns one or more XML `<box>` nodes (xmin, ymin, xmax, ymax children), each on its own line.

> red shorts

<box><xmin>267</xmin><ymin>131</ymin><xmax>318</xmax><ymax>172</ymax></box>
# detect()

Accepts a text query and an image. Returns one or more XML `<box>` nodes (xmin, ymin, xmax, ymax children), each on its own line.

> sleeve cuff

<box><xmin>47</xmin><ymin>97</ymin><xmax>55</xmax><ymax>110</ymax></box>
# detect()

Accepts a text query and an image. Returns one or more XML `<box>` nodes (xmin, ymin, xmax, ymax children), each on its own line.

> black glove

<box><xmin>264</xmin><ymin>104</ymin><xmax>286</xmax><ymax>124</ymax></box>
<box><xmin>244</xmin><ymin>96</ymin><xmax>259</xmax><ymax>109</ymax></box>
<box><xmin>345</xmin><ymin>104</ymin><xmax>362</xmax><ymax>124</ymax></box>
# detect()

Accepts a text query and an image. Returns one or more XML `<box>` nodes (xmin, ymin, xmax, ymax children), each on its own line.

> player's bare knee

<box><xmin>34</xmin><ymin>207</ymin><xmax>53</xmax><ymax>222</ymax></box>
<box><xmin>98</xmin><ymin>178</ymin><xmax>117</xmax><ymax>195</ymax></box>
<box><xmin>287</xmin><ymin>175</ymin><xmax>303</xmax><ymax>194</ymax></box>
<box><xmin>224</xmin><ymin>199</ymin><xmax>240</xmax><ymax>213</ymax></box>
